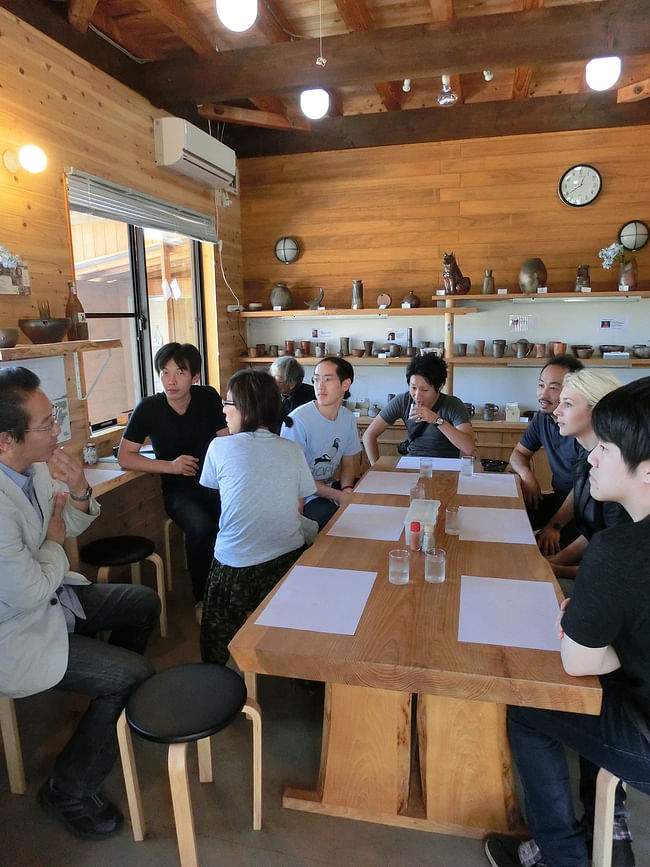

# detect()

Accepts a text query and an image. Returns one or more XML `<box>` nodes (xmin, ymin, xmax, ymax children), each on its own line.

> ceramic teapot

<box><xmin>510</xmin><ymin>339</ymin><xmax>534</xmax><ymax>359</ymax></box>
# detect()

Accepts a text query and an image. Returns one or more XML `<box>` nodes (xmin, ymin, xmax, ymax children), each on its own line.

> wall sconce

<box><xmin>3</xmin><ymin>145</ymin><xmax>48</xmax><ymax>173</ymax></box>
<box><xmin>585</xmin><ymin>56</ymin><xmax>621</xmax><ymax>91</ymax></box>
<box><xmin>216</xmin><ymin>0</ymin><xmax>257</xmax><ymax>33</ymax></box>
<box><xmin>437</xmin><ymin>74</ymin><xmax>458</xmax><ymax>107</ymax></box>
<box><xmin>300</xmin><ymin>88</ymin><xmax>330</xmax><ymax>120</ymax></box>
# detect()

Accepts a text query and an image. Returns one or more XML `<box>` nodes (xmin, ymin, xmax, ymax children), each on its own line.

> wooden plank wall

<box><xmin>0</xmin><ymin>9</ymin><xmax>242</xmax><ymax>422</ymax></box>
<box><xmin>239</xmin><ymin>127</ymin><xmax>650</xmax><ymax>308</ymax></box>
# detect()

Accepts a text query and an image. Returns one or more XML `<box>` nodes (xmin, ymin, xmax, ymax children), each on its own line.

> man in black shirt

<box><xmin>486</xmin><ymin>377</ymin><xmax>650</xmax><ymax>867</ymax></box>
<box><xmin>270</xmin><ymin>356</ymin><xmax>315</xmax><ymax>417</ymax></box>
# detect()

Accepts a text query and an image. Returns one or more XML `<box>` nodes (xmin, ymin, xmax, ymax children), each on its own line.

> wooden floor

<box><xmin>2</xmin><ymin>547</ymin><xmax>650</xmax><ymax>867</ymax></box>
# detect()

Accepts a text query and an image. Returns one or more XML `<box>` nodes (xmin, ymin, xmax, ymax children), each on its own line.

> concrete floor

<box><xmin>2</xmin><ymin>553</ymin><xmax>650</xmax><ymax>867</ymax></box>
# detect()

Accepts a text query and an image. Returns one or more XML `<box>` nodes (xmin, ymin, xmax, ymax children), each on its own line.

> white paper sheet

<box><xmin>397</xmin><ymin>456</ymin><xmax>463</xmax><ymax>471</ymax></box>
<box><xmin>458</xmin><ymin>574</ymin><xmax>560</xmax><ymax>651</ymax></box>
<box><xmin>327</xmin><ymin>503</ymin><xmax>408</xmax><ymax>541</ymax></box>
<box><xmin>354</xmin><ymin>471</ymin><xmax>416</xmax><ymax>496</ymax></box>
<box><xmin>456</xmin><ymin>473</ymin><xmax>518</xmax><ymax>498</ymax></box>
<box><xmin>255</xmin><ymin>565</ymin><xmax>377</xmax><ymax>634</ymax></box>
<box><xmin>458</xmin><ymin>506</ymin><xmax>536</xmax><ymax>544</ymax></box>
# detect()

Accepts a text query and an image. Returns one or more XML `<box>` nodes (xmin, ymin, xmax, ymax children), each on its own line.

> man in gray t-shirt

<box><xmin>281</xmin><ymin>357</ymin><xmax>360</xmax><ymax>530</ymax></box>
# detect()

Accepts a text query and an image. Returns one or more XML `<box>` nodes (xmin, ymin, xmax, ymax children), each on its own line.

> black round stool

<box><xmin>116</xmin><ymin>663</ymin><xmax>262</xmax><ymax>865</ymax></box>
<box><xmin>80</xmin><ymin>535</ymin><xmax>167</xmax><ymax>637</ymax></box>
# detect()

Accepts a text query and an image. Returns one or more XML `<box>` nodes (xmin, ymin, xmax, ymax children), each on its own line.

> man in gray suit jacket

<box><xmin>0</xmin><ymin>367</ymin><xmax>160</xmax><ymax>839</ymax></box>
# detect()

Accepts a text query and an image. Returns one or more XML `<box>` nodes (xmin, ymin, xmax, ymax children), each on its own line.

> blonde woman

<box><xmin>546</xmin><ymin>368</ymin><xmax>630</xmax><ymax>581</ymax></box>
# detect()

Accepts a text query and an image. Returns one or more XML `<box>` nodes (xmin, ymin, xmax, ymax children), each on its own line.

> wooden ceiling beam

<box><xmin>225</xmin><ymin>92</ymin><xmax>649</xmax><ymax>158</ymax></box>
<box><xmin>141</xmin><ymin>0</ymin><xmax>649</xmax><ymax>105</ymax></box>
<box><xmin>617</xmin><ymin>77</ymin><xmax>650</xmax><ymax>102</ymax></box>
<box><xmin>67</xmin><ymin>0</ymin><xmax>99</xmax><ymax>34</ymax></box>
<box><xmin>137</xmin><ymin>0</ymin><xmax>217</xmax><ymax>58</ymax></box>
<box><xmin>198</xmin><ymin>103</ymin><xmax>311</xmax><ymax>131</ymax></box>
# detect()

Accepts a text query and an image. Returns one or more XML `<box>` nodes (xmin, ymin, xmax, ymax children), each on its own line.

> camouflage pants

<box><xmin>200</xmin><ymin>546</ymin><xmax>306</xmax><ymax>665</ymax></box>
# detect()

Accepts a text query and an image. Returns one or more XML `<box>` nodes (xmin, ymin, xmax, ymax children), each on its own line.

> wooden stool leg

<box><xmin>0</xmin><ymin>697</ymin><xmax>26</xmax><ymax>795</ymax></box>
<box><xmin>592</xmin><ymin>768</ymin><xmax>622</xmax><ymax>867</ymax></box>
<box><xmin>146</xmin><ymin>552</ymin><xmax>167</xmax><ymax>638</ymax></box>
<box><xmin>96</xmin><ymin>566</ymin><xmax>111</xmax><ymax>584</ymax></box>
<box><xmin>163</xmin><ymin>519</ymin><xmax>174</xmax><ymax>591</ymax></box>
<box><xmin>243</xmin><ymin>699</ymin><xmax>262</xmax><ymax>830</ymax></box>
<box><xmin>116</xmin><ymin>710</ymin><xmax>146</xmax><ymax>841</ymax></box>
<box><xmin>197</xmin><ymin>736</ymin><xmax>213</xmax><ymax>783</ymax></box>
<box><xmin>168</xmin><ymin>742</ymin><xmax>198</xmax><ymax>867</ymax></box>
<box><xmin>243</xmin><ymin>671</ymin><xmax>257</xmax><ymax>702</ymax></box>
<box><xmin>130</xmin><ymin>561</ymin><xmax>142</xmax><ymax>585</ymax></box>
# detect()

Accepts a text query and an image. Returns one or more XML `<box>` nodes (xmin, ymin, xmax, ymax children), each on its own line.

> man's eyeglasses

<box><xmin>26</xmin><ymin>405</ymin><xmax>62</xmax><ymax>433</ymax></box>
<box><xmin>222</xmin><ymin>400</ymin><xmax>237</xmax><ymax>407</ymax></box>
<box><xmin>311</xmin><ymin>376</ymin><xmax>338</xmax><ymax>385</ymax></box>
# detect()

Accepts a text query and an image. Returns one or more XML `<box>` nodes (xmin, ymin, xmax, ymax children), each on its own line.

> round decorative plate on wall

<box><xmin>274</xmin><ymin>237</ymin><xmax>300</xmax><ymax>264</ymax></box>
<box><xmin>619</xmin><ymin>220</ymin><xmax>649</xmax><ymax>251</ymax></box>
<box><xmin>558</xmin><ymin>164</ymin><xmax>602</xmax><ymax>207</ymax></box>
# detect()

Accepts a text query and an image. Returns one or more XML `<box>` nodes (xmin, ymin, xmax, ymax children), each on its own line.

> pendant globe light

<box><xmin>585</xmin><ymin>56</ymin><xmax>621</xmax><ymax>91</ymax></box>
<box><xmin>300</xmin><ymin>0</ymin><xmax>329</xmax><ymax>119</ymax></box>
<box><xmin>216</xmin><ymin>0</ymin><xmax>257</xmax><ymax>33</ymax></box>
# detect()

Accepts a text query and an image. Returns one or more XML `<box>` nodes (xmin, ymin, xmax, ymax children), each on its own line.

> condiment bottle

<box><xmin>83</xmin><ymin>442</ymin><xmax>97</xmax><ymax>465</ymax></box>
<box><xmin>65</xmin><ymin>280</ymin><xmax>89</xmax><ymax>341</ymax></box>
<box><xmin>422</xmin><ymin>523</ymin><xmax>436</xmax><ymax>554</ymax></box>
<box><xmin>409</xmin><ymin>521</ymin><xmax>422</xmax><ymax>552</ymax></box>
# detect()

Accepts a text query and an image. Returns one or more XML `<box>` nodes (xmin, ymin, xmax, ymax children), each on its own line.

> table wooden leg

<box><xmin>417</xmin><ymin>694</ymin><xmax>524</xmax><ymax>837</ymax></box>
<box><xmin>284</xmin><ymin>683</ymin><xmax>412</xmax><ymax>823</ymax></box>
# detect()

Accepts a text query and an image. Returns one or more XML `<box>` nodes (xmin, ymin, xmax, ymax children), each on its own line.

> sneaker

<box><xmin>484</xmin><ymin>837</ymin><xmax>549</xmax><ymax>867</ymax></box>
<box><xmin>38</xmin><ymin>777</ymin><xmax>123</xmax><ymax>839</ymax></box>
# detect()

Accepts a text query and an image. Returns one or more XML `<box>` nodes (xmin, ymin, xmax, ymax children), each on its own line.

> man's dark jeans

<box><xmin>507</xmin><ymin>686</ymin><xmax>650</xmax><ymax>867</ymax></box>
<box><xmin>52</xmin><ymin>582</ymin><xmax>160</xmax><ymax>799</ymax></box>
<box><xmin>164</xmin><ymin>486</ymin><xmax>220</xmax><ymax>602</ymax></box>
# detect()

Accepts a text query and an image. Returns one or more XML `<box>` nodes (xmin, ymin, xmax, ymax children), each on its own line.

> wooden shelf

<box><xmin>0</xmin><ymin>338</ymin><xmax>121</xmax><ymax>361</ymax></box>
<box><xmin>243</xmin><ymin>355</ymin><xmax>414</xmax><ymax>365</ymax></box>
<box><xmin>441</xmin><ymin>290</ymin><xmax>650</xmax><ymax>304</ymax></box>
<box><xmin>238</xmin><ymin>306</ymin><xmax>476</xmax><ymax>319</ymax></box>
<box><xmin>450</xmin><ymin>355</ymin><xmax>650</xmax><ymax>367</ymax></box>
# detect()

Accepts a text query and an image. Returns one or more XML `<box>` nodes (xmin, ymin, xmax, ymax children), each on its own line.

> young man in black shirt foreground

<box><xmin>486</xmin><ymin>376</ymin><xmax>650</xmax><ymax>867</ymax></box>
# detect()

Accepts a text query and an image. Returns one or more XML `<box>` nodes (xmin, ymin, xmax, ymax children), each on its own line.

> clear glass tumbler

<box><xmin>424</xmin><ymin>549</ymin><xmax>446</xmax><ymax>583</ymax></box>
<box><xmin>388</xmin><ymin>549</ymin><xmax>410</xmax><ymax>585</ymax></box>
<box><xmin>460</xmin><ymin>455</ymin><xmax>474</xmax><ymax>476</ymax></box>
<box><xmin>445</xmin><ymin>506</ymin><xmax>462</xmax><ymax>536</ymax></box>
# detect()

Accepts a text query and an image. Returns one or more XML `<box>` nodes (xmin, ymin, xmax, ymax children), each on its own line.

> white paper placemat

<box><xmin>458</xmin><ymin>506</ymin><xmax>536</xmax><ymax>544</ymax></box>
<box><xmin>456</xmin><ymin>473</ymin><xmax>518</xmax><ymax>498</ymax></box>
<box><xmin>327</xmin><ymin>503</ymin><xmax>408</xmax><ymax>541</ymax></box>
<box><xmin>255</xmin><ymin>565</ymin><xmax>376</xmax><ymax>634</ymax></box>
<box><xmin>354</xmin><ymin>471</ymin><xmax>416</xmax><ymax>496</ymax></box>
<box><xmin>396</xmin><ymin>456</ymin><xmax>463</xmax><ymax>471</ymax></box>
<box><xmin>458</xmin><ymin>574</ymin><xmax>559</xmax><ymax>651</ymax></box>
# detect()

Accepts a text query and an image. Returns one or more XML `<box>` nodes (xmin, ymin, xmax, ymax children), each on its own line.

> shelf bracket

<box><xmin>73</xmin><ymin>349</ymin><xmax>113</xmax><ymax>401</ymax></box>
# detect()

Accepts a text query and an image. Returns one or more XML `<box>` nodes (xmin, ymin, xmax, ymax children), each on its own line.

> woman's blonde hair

<box><xmin>562</xmin><ymin>368</ymin><xmax>622</xmax><ymax>408</ymax></box>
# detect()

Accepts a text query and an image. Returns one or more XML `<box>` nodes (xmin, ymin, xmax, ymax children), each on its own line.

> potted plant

<box><xmin>598</xmin><ymin>241</ymin><xmax>638</xmax><ymax>291</ymax></box>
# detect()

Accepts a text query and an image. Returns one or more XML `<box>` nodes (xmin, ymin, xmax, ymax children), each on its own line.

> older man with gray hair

<box><xmin>270</xmin><ymin>355</ymin><xmax>315</xmax><ymax>416</ymax></box>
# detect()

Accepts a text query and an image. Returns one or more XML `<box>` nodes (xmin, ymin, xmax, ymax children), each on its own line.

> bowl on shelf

<box><xmin>632</xmin><ymin>345</ymin><xmax>650</xmax><ymax>359</ymax></box>
<box><xmin>18</xmin><ymin>318</ymin><xmax>70</xmax><ymax>344</ymax></box>
<box><xmin>599</xmin><ymin>344</ymin><xmax>625</xmax><ymax>355</ymax></box>
<box><xmin>570</xmin><ymin>344</ymin><xmax>594</xmax><ymax>359</ymax></box>
<box><xmin>350</xmin><ymin>348</ymin><xmax>365</xmax><ymax>357</ymax></box>
<box><xmin>0</xmin><ymin>328</ymin><xmax>19</xmax><ymax>348</ymax></box>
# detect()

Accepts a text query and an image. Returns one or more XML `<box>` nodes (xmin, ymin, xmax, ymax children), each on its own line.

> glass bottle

<box><xmin>409</xmin><ymin>521</ymin><xmax>422</xmax><ymax>551</ymax></box>
<box><xmin>482</xmin><ymin>269</ymin><xmax>495</xmax><ymax>294</ymax></box>
<box><xmin>65</xmin><ymin>280</ymin><xmax>89</xmax><ymax>340</ymax></box>
<box><xmin>422</xmin><ymin>524</ymin><xmax>436</xmax><ymax>554</ymax></box>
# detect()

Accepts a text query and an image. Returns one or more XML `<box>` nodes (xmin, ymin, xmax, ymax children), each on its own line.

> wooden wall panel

<box><xmin>239</xmin><ymin>126</ymin><xmax>650</xmax><ymax>308</ymax></box>
<box><xmin>0</xmin><ymin>9</ymin><xmax>243</xmax><ymax>443</ymax></box>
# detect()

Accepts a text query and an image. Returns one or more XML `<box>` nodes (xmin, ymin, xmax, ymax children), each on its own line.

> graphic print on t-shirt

<box><xmin>313</xmin><ymin>437</ymin><xmax>340</xmax><ymax>477</ymax></box>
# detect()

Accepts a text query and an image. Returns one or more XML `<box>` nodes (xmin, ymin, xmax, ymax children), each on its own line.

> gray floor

<box><xmin>2</xmin><ymin>553</ymin><xmax>650</xmax><ymax>867</ymax></box>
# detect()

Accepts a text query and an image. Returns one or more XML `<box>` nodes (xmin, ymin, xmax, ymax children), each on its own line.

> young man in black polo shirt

<box><xmin>486</xmin><ymin>376</ymin><xmax>650</xmax><ymax>867</ymax></box>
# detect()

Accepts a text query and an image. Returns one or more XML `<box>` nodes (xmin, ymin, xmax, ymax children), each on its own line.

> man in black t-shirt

<box><xmin>118</xmin><ymin>343</ymin><xmax>228</xmax><ymax>613</ymax></box>
<box><xmin>486</xmin><ymin>377</ymin><xmax>650</xmax><ymax>867</ymax></box>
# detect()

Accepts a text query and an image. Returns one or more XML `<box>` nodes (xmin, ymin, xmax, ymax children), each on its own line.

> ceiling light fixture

<box><xmin>216</xmin><ymin>0</ymin><xmax>257</xmax><ymax>33</ymax></box>
<box><xmin>402</xmin><ymin>79</ymin><xmax>411</xmax><ymax>93</ymax></box>
<box><xmin>585</xmin><ymin>56</ymin><xmax>621</xmax><ymax>91</ymax></box>
<box><xmin>300</xmin><ymin>0</ymin><xmax>329</xmax><ymax>119</ymax></box>
<box><xmin>483</xmin><ymin>70</ymin><xmax>493</xmax><ymax>82</ymax></box>
<box><xmin>3</xmin><ymin>144</ymin><xmax>47</xmax><ymax>173</ymax></box>
<box><xmin>437</xmin><ymin>74</ymin><xmax>458</xmax><ymax>107</ymax></box>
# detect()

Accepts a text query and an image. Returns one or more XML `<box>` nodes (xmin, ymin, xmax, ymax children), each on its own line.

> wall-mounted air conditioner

<box><xmin>153</xmin><ymin>117</ymin><xmax>238</xmax><ymax>192</ymax></box>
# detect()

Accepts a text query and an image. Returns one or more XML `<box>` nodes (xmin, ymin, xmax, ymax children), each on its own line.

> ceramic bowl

<box><xmin>350</xmin><ymin>348</ymin><xmax>365</xmax><ymax>357</ymax></box>
<box><xmin>599</xmin><ymin>344</ymin><xmax>625</xmax><ymax>355</ymax></box>
<box><xmin>18</xmin><ymin>318</ymin><xmax>70</xmax><ymax>344</ymax></box>
<box><xmin>571</xmin><ymin>344</ymin><xmax>594</xmax><ymax>359</ymax></box>
<box><xmin>632</xmin><ymin>345</ymin><xmax>650</xmax><ymax>359</ymax></box>
<box><xmin>0</xmin><ymin>328</ymin><xmax>19</xmax><ymax>348</ymax></box>
<box><xmin>247</xmin><ymin>302</ymin><xmax>263</xmax><ymax>311</ymax></box>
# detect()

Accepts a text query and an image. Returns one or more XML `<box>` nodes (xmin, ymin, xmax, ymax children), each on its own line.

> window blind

<box><xmin>65</xmin><ymin>168</ymin><xmax>217</xmax><ymax>243</ymax></box>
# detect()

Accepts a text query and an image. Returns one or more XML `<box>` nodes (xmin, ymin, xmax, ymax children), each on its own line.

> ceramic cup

<box><xmin>550</xmin><ymin>341</ymin><xmax>567</xmax><ymax>356</ymax></box>
<box><xmin>493</xmin><ymin>339</ymin><xmax>506</xmax><ymax>358</ymax></box>
<box><xmin>456</xmin><ymin>343</ymin><xmax>467</xmax><ymax>357</ymax></box>
<box><xmin>535</xmin><ymin>343</ymin><xmax>546</xmax><ymax>358</ymax></box>
<box><xmin>474</xmin><ymin>340</ymin><xmax>485</xmax><ymax>356</ymax></box>
<box><xmin>247</xmin><ymin>347</ymin><xmax>258</xmax><ymax>358</ymax></box>
<box><xmin>300</xmin><ymin>340</ymin><xmax>311</xmax><ymax>356</ymax></box>
<box><xmin>285</xmin><ymin>339</ymin><xmax>295</xmax><ymax>355</ymax></box>
<box><xmin>256</xmin><ymin>343</ymin><xmax>266</xmax><ymax>356</ymax></box>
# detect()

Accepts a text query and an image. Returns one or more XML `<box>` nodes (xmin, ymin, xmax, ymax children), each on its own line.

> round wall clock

<box><xmin>618</xmin><ymin>220</ymin><xmax>649</xmax><ymax>251</ymax></box>
<box><xmin>274</xmin><ymin>236</ymin><xmax>300</xmax><ymax>264</ymax></box>
<box><xmin>558</xmin><ymin>164</ymin><xmax>602</xmax><ymax>207</ymax></box>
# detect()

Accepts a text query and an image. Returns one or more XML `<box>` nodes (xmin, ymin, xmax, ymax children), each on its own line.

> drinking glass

<box><xmin>388</xmin><ymin>549</ymin><xmax>410</xmax><ymax>585</ymax></box>
<box><xmin>445</xmin><ymin>506</ymin><xmax>462</xmax><ymax>536</ymax></box>
<box><xmin>420</xmin><ymin>457</ymin><xmax>433</xmax><ymax>478</ymax></box>
<box><xmin>424</xmin><ymin>549</ymin><xmax>446</xmax><ymax>583</ymax></box>
<box><xmin>410</xmin><ymin>483</ymin><xmax>426</xmax><ymax>502</ymax></box>
<box><xmin>460</xmin><ymin>455</ymin><xmax>474</xmax><ymax>476</ymax></box>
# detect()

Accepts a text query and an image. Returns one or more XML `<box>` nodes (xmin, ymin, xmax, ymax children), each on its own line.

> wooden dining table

<box><xmin>228</xmin><ymin>457</ymin><xmax>602</xmax><ymax>838</ymax></box>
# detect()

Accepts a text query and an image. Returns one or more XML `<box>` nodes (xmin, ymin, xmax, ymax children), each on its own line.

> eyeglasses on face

<box><xmin>222</xmin><ymin>399</ymin><xmax>237</xmax><ymax>407</ymax></box>
<box><xmin>26</xmin><ymin>404</ymin><xmax>62</xmax><ymax>433</ymax></box>
<box><xmin>311</xmin><ymin>375</ymin><xmax>338</xmax><ymax>385</ymax></box>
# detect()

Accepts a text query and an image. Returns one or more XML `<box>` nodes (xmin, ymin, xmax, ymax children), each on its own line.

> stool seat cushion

<box><xmin>126</xmin><ymin>663</ymin><xmax>247</xmax><ymax>744</ymax></box>
<box><xmin>81</xmin><ymin>536</ymin><xmax>156</xmax><ymax>567</ymax></box>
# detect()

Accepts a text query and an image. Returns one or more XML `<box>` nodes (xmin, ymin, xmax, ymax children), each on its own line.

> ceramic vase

<box><xmin>618</xmin><ymin>258</ymin><xmax>638</xmax><ymax>291</ymax></box>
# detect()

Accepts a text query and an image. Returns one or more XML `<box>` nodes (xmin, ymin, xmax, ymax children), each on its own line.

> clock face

<box><xmin>558</xmin><ymin>164</ymin><xmax>602</xmax><ymax>207</ymax></box>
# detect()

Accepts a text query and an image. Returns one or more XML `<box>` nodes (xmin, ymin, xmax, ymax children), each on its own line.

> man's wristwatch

<box><xmin>69</xmin><ymin>484</ymin><xmax>93</xmax><ymax>502</ymax></box>
<box><xmin>435</xmin><ymin>416</ymin><xmax>444</xmax><ymax>426</ymax></box>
